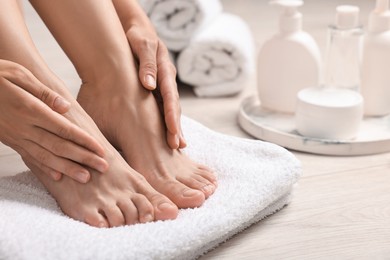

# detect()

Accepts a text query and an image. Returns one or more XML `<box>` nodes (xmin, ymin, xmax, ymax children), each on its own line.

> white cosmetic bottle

<box><xmin>361</xmin><ymin>0</ymin><xmax>390</xmax><ymax>116</ymax></box>
<box><xmin>257</xmin><ymin>0</ymin><xmax>321</xmax><ymax>114</ymax></box>
<box><xmin>324</xmin><ymin>6</ymin><xmax>363</xmax><ymax>91</ymax></box>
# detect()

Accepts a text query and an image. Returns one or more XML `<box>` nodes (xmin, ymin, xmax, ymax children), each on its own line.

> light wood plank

<box><xmin>202</xmin><ymin>167</ymin><xmax>390</xmax><ymax>259</ymax></box>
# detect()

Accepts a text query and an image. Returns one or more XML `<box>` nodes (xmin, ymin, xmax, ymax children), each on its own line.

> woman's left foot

<box><xmin>78</xmin><ymin>73</ymin><xmax>217</xmax><ymax>209</ymax></box>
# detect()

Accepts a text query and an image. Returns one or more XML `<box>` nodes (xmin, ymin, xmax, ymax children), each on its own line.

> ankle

<box><xmin>79</xmin><ymin>53</ymin><xmax>138</xmax><ymax>89</ymax></box>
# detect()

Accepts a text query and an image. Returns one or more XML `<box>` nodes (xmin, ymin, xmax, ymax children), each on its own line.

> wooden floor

<box><xmin>1</xmin><ymin>0</ymin><xmax>389</xmax><ymax>259</ymax></box>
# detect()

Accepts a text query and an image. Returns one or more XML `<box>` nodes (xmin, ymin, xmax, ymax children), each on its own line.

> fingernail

<box><xmin>141</xmin><ymin>214</ymin><xmax>154</xmax><ymax>223</ymax></box>
<box><xmin>180</xmin><ymin>133</ymin><xmax>187</xmax><ymax>147</ymax></box>
<box><xmin>53</xmin><ymin>97</ymin><xmax>70</xmax><ymax>111</ymax></box>
<box><xmin>183</xmin><ymin>189</ymin><xmax>201</xmax><ymax>197</ymax></box>
<box><xmin>145</xmin><ymin>74</ymin><xmax>156</xmax><ymax>89</ymax></box>
<box><xmin>202</xmin><ymin>185</ymin><xmax>214</xmax><ymax>194</ymax></box>
<box><xmin>158</xmin><ymin>202</ymin><xmax>176</xmax><ymax>210</ymax></box>
<box><xmin>175</xmin><ymin>135</ymin><xmax>180</xmax><ymax>148</ymax></box>
<box><xmin>50</xmin><ymin>171</ymin><xmax>62</xmax><ymax>181</ymax></box>
<box><xmin>76</xmin><ymin>171</ymin><xmax>89</xmax><ymax>183</ymax></box>
<box><xmin>96</xmin><ymin>159</ymin><xmax>109</xmax><ymax>173</ymax></box>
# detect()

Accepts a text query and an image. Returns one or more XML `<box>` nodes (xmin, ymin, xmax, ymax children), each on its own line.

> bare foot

<box><xmin>78</xmin><ymin>70</ymin><xmax>217</xmax><ymax>208</ymax></box>
<box><xmin>27</xmin><ymin>92</ymin><xmax>178</xmax><ymax>227</ymax></box>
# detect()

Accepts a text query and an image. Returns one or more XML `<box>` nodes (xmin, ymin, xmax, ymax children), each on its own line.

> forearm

<box><xmin>0</xmin><ymin>0</ymin><xmax>53</xmax><ymax>84</ymax></box>
<box><xmin>30</xmin><ymin>0</ymin><xmax>134</xmax><ymax>84</ymax></box>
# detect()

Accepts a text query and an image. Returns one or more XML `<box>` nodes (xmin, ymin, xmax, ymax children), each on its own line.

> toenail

<box><xmin>158</xmin><ymin>202</ymin><xmax>176</xmax><ymax>210</ymax></box>
<box><xmin>141</xmin><ymin>214</ymin><xmax>154</xmax><ymax>223</ymax></box>
<box><xmin>202</xmin><ymin>185</ymin><xmax>214</xmax><ymax>193</ymax></box>
<box><xmin>98</xmin><ymin>222</ymin><xmax>107</xmax><ymax>228</ymax></box>
<box><xmin>183</xmin><ymin>189</ymin><xmax>201</xmax><ymax>197</ymax></box>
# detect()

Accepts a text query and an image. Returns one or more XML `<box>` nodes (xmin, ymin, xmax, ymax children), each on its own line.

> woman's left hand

<box><xmin>112</xmin><ymin>0</ymin><xmax>185</xmax><ymax>149</ymax></box>
<box><xmin>125</xmin><ymin>19</ymin><xmax>186</xmax><ymax>150</ymax></box>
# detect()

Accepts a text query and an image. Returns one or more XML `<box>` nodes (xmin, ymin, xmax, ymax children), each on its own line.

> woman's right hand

<box><xmin>0</xmin><ymin>60</ymin><xmax>108</xmax><ymax>183</ymax></box>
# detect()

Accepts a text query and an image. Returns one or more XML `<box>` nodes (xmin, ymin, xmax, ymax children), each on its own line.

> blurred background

<box><xmin>22</xmin><ymin>0</ymin><xmax>373</xmax><ymax>136</ymax></box>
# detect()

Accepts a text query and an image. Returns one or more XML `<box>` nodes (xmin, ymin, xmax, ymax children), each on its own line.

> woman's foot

<box><xmin>27</xmin><ymin>94</ymin><xmax>178</xmax><ymax>228</ymax></box>
<box><xmin>78</xmin><ymin>69</ymin><xmax>217</xmax><ymax>209</ymax></box>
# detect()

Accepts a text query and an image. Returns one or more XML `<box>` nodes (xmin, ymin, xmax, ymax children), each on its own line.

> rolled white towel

<box><xmin>139</xmin><ymin>0</ymin><xmax>223</xmax><ymax>51</ymax></box>
<box><xmin>176</xmin><ymin>13</ymin><xmax>255</xmax><ymax>97</ymax></box>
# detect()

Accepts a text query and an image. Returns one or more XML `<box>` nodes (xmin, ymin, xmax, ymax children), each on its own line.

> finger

<box><xmin>159</xmin><ymin>75</ymin><xmax>183</xmax><ymax>149</ymax></box>
<box><xmin>167</xmin><ymin>131</ymin><xmax>179</xmax><ymax>150</ymax></box>
<box><xmin>31</xmin><ymin>126</ymin><xmax>109</xmax><ymax>173</ymax></box>
<box><xmin>157</xmin><ymin>54</ymin><xmax>181</xmax><ymax>139</ymax></box>
<box><xmin>126</xmin><ymin>30</ymin><xmax>158</xmax><ymax>90</ymax></box>
<box><xmin>178</xmin><ymin>129</ymin><xmax>187</xmax><ymax>149</ymax></box>
<box><xmin>156</xmin><ymin>43</ymin><xmax>184</xmax><ymax>141</ymax></box>
<box><xmin>31</xmin><ymin>103</ymin><xmax>106</xmax><ymax>159</ymax></box>
<box><xmin>3</xmin><ymin>79</ymin><xmax>106</xmax><ymax>164</ymax></box>
<box><xmin>29</xmin><ymin>157</ymin><xmax>63</xmax><ymax>181</ymax></box>
<box><xmin>3</xmin><ymin>65</ymin><xmax>71</xmax><ymax>114</ymax></box>
<box><xmin>22</xmin><ymin>140</ymin><xmax>91</xmax><ymax>183</ymax></box>
<box><xmin>16</xmin><ymin>147</ymin><xmax>63</xmax><ymax>181</ymax></box>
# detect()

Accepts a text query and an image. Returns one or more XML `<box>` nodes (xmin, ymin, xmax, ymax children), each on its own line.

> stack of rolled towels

<box><xmin>139</xmin><ymin>0</ymin><xmax>255</xmax><ymax>97</ymax></box>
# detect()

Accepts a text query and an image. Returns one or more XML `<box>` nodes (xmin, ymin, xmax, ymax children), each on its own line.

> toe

<box><xmin>196</xmin><ymin>166</ymin><xmax>218</xmax><ymax>185</ymax></box>
<box><xmin>83</xmin><ymin>209</ymin><xmax>109</xmax><ymax>228</ymax></box>
<box><xmin>161</xmin><ymin>179</ymin><xmax>205</xmax><ymax>208</ymax></box>
<box><xmin>177</xmin><ymin>174</ymin><xmax>216</xmax><ymax>198</ymax></box>
<box><xmin>146</xmin><ymin>192</ymin><xmax>178</xmax><ymax>220</ymax></box>
<box><xmin>117</xmin><ymin>199</ymin><xmax>139</xmax><ymax>225</ymax></box>
<box><xmin>192</xmin><ymin>176</ymin><xmax>216</xmax><ymax>198</ymax></box>
<box><xmin>101</xmin><ymin>204</ymin><xmax>126</xmax><ymax>227</ymax></box>
<box><xmin>131</xmin><ymin>194</ymin><xmax>154</xmax><ymax>223</ymax></box>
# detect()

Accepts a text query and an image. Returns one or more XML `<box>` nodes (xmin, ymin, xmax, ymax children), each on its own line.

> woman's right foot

<box><xmin>26</xmin><ymin>95</ymin><xmax>178</xmax><ymax>228</ymax></box>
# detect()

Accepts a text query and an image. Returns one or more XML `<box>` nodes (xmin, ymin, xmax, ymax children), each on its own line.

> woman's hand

<box><xmin>0</xmin><ymin>60</ymin><xmax>108</xmax><ymax>183</ymax></box>
<box><xmin>126</xmin><ymin>26</ymin><xmax>186</xmax><ymax>149</ymax></box>
<box><xmin>113</xmin><ymin>0</ymin><xmax>186</xmax><ymax>150</ymax></box>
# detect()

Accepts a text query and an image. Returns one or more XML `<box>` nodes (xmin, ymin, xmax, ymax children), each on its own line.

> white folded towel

<box><xmin>0</xmin><ymin>116</ymin><xmax>301</xmax><ymax>260</ymax></box>
<box><xmin>139</xmin><ymin>0</ymin><xmax>223</xmax><ymax>51</ymax></box>
<box><xmin>176</xmin><ymin>13</ymin><xmax>255</xmax><ymax>97</ymax></box>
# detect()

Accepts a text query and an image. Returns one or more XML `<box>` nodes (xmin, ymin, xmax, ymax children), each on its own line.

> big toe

<box><xmin>159</xmin><ymin>180</ymin><xmax>206</xmax><ymax>208</ymax></box>
<box><xmin>146</xmin><ymin>192</ymin><xmax>178</xmax><ymax>220</ymax></box>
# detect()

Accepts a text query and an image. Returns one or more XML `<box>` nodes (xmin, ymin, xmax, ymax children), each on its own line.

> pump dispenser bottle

<box><xmin>361</xmin><ymin>0</ymin><xmax>390</xmax><ymax>116</ymax></box>
<box><xmin>257</xmin><ymin>0</ymin><xmax>321</xmax><ymax>114</ymax></box>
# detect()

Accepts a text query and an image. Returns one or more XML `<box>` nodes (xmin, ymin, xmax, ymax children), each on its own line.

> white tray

<box><xmin>238</xmin><ymin>96</ymin><xmax>390</xmax><ymax>156</ymax></box>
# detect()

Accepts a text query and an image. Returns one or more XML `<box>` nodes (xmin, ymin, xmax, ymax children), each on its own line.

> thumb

<box><xmin>139</xmin><ymin>52</ymin><xmax>158</xmax><ymax>90</ymax></box>
<box><xmin>126</xmin><ymin>30</ymin><xmax>158</xmax><ymax>90</ymax></box>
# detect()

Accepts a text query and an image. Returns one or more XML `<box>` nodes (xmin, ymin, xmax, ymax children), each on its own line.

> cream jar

<box><xmin>296</xmin><ymin>86</ymin><xmax>363</xmax><ymax>139</ymax></box>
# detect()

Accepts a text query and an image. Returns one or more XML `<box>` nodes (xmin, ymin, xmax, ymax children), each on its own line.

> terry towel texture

<box><xmin>0</xmin><ymin>116</ymin><xmax>301</xmax><ymax>260</ymax></box>
<box><xmin>139</xmin><ymin>0</ymin><xmax>222</xmax><ymax>51</ymax></box>
<box><xmin>177</xmin><ymin>13</ymin><xmax>255</xmax><ymax>97</ymax></box>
